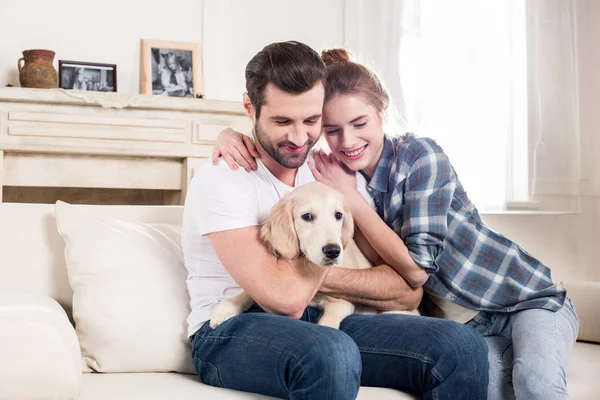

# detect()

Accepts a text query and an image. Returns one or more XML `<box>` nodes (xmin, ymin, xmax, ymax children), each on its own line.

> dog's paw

<box><xmin>209</xmin><ymin>303</ymin><xmax>243</xmax><ymax>328</ymax></box>
<box><xmin>317</xmin><ymin>315</ymin><xmax>343</xmax><ymax>330</ymax></box>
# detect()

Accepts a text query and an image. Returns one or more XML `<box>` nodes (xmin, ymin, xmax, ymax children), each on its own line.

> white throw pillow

<box><xmin>54</xmin><ymin>201</ymin><xmax>195</xmax><ymax>374</ymax></box>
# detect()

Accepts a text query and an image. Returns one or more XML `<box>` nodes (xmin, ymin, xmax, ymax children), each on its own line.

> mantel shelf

<box><xmin>0</xmin><ymin>87</ymin><xmax>244</xmax><ymax>114</ymax></box>
<box><xmin>0</xmin><ymin>87</ymin><xmax>251</xmax><ymax>205</ymax></box>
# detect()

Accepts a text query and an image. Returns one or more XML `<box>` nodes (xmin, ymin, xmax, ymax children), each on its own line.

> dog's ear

<box><xmin>260</xmin><ymin>197</ymin><xmax>300</xmax><ymax>259</ymax></box>
<box><xmin>341</xmin><ymin>203</ymin><xmax>355</xmax><ymax>248</ymax></box>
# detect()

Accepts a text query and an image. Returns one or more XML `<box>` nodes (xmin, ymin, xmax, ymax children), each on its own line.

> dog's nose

<box><xmin>322</xmin><ymin>244</ymin><xmax>341</xmax><ymax>259</ymax></box>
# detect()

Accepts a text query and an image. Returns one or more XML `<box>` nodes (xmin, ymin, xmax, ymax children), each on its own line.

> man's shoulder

<box><xmin>194</xmin><ymin>159</ymin><xmax>257</xmax><ymax>184</ymax></box>
<box><xmin>188</xmin><ymin>159</ymin><xmax>259</xmax><ymax>198</ymax></box>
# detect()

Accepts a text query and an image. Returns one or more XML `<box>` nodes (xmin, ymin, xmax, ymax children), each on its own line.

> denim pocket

<box><xmin>466</xmin><ymin>311</ymin><xmax>495</xmax><ymax>336</ymax></box>
<box><xmin>199</xmin><ymin>320</ymin><xmax>214</xmax><ymax>337</ymax></box>
<box><xmin>194</xmin><ymin>358</ymin><xmax>225</xmax><ymax>388</ymax></box>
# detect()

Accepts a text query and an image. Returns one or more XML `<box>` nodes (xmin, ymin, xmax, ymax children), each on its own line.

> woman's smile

<box><xmin>341</xmin><ymin>144</ymin><xmax>368</xmax><ymax>160</ymax></box>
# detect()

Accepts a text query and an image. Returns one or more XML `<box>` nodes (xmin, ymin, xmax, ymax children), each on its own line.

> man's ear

<box><xmin>243</xmin><ymin>93</ymin><xmax>255</xmax><ymax>122</ymax></box>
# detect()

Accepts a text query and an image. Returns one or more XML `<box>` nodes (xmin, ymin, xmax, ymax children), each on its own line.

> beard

<box><xmin>254</xmin><ymin>122</ymin><xmax>317</xmax><ymax>169</ymax></box>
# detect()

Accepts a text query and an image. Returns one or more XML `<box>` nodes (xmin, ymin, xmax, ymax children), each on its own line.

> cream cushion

<box><xmin>0</xmin><ymin>294</ymin><xmax>81</xmax><ymax>400</ymax></box>
<box><xmin>78</xmin><ymin>373</ymin><xmax>417</xmax><ymax>400</ymax></box>
<box><xmin>54</xmin><ymin>200</ymin><xmax>195</xmax><ymax>374</ymax></box>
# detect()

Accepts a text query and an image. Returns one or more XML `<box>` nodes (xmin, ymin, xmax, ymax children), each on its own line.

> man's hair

<box><xmin>245</xmin><ymin>41</ymin><xmax>327</xmax><ymax>119</ymax></box>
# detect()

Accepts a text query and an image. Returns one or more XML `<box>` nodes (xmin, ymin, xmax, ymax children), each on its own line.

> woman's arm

<box><xmin>309</xmin><ymin>150</ymin><xmax>429</xmax><ymax>288</ymax></box>
<box><xmin>345</xmin><ymin>190</ymin><xmax>430</xmax><ymax>288</ymax></box>
<box><xmin>348</xmin><ymin>140</ymin><xmax>459</xmax><ymax>288</ymax></box>
<box><xmin>352</xmin><ymin>226</ymin><xmax>384</xmax><ymax>266</ymax></box>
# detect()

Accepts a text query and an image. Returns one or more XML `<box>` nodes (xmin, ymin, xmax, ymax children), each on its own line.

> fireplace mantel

<box><xmin>0</xmin><ymin>87</ymin><xmax>251</xmax><ymax>205</ymax></box>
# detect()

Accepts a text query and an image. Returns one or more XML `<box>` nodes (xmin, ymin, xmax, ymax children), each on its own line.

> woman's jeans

<box><xmin>467</xmin><ymin>296</ymin><xmax>579</xmax><ymax>400</ymax></box>
<box><xmin>190</xmin><ymin>305</ymin><xmax>489</xmax><ymax>400</ymax></box>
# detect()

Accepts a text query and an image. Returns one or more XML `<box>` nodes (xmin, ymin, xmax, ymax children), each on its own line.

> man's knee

<box><xmin>433</xmin><ymin>322</ymin><xmax>489</xmax><ymax>386</ymax></box>
<box><xmin>290</xmin><ymin>328</ymin><xmax>361</xmax><ymax>399</ymax></box>
<box><xmin>304</xmin><ymin>328</ymin><xmax>362</xmax><ymax>377</ymax></box>
<box><xmin>445</xmin><ymin>322</ymin><xmax>488</xmax><ymax>364</ymax></box>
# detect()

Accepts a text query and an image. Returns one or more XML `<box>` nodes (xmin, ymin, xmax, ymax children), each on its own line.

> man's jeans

<box><xmin>466</xmin><ymin>296</ymin><xmax>579</xmax><ymax>400</ymax></box>
<box><xmin>190</xmin><ymin>305</ymin><xmax>489</xmax><ymax>400</ymax></box>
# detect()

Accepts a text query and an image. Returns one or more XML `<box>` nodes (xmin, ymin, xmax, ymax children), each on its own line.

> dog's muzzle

<box><xmin>322</xmin><ymin>244</ymin><xmax>341</xmax><ymax>261</ymax></box>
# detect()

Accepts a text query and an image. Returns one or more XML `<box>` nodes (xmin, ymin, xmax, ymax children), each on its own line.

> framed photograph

<box><xmin>140</xmin><ymin>39</ymin><xmax>203</xmax><ymax>98</ymax></box>
<box><xmin>58</xmin><ymin>60</ymin><xmax>117</xmax><ymax>92</ymax></box>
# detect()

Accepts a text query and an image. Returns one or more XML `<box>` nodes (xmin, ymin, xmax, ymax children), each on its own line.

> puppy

<box><xmin>210</xmin><ymin>181</ymin><xmax>419</xmax><ymax>329</ymax></box>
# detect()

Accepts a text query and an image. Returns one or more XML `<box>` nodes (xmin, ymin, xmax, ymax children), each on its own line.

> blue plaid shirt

<box><xmin>367</xmin><ymin>133</ymin><xmax>566</xmax><ymax>313</ymax></box>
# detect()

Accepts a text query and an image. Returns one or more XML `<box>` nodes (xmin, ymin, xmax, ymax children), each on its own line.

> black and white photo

<box><xmin>140</xmin><ymin>39</ymin><xmax>203</xmax><ymax>98</ymax></box>
<box><xmin>150</xmin><ymin>48</ymin><xmax>193</xmax><ymax>97</ymax></box>
<box><xmin>58</xmin><ymin>61</ymin><xmax>117</xmax><ymax>92</ymax></box>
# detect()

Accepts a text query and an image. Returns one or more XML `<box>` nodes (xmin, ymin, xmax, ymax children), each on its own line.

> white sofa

<box><xmin>0</xmin><ymin>201</ymin><xmax>599</xmax><ymax>400</ymax></box>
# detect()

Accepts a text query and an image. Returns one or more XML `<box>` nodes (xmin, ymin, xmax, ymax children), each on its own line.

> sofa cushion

<box><xmin>79</xmin><ymin>372</ymin><xmax>417</xmax><ymax>400</ymax></box>
<box><xmin>564</xmin><ymin>281</ymin><xmax>600</xmax><ymax>343</ymax></box>
<box><xmin>565</xmin><ymin>341</ymin><xmax>600</xmax><ymax>399</ymax></box>
<box><xmin>0</xmin><ymin>294</ymin><xmax>82</xmax><ymax>400</ymax></box>
<box><xmin>55</xmin><ymin>201</ymin><xmax>195</xmax><ymax>374</ymax></box>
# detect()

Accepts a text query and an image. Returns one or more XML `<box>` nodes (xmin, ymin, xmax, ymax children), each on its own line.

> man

<box><xmin>182</xmin><ymin>41</ymin><xmax>488</xmax><ymax>400</ymax></box>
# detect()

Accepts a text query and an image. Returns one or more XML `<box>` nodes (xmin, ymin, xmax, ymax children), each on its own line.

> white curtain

<box><xmin>344</xmin><ymin>0</ymin><xmax>580</xmax><ymax>212</ymax></box>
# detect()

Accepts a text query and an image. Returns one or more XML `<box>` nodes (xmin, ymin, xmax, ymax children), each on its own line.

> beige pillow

<box><xmin>55</xmin><ymin>201</ymin><xmax>195</xmax><ymax>374</ymax></box>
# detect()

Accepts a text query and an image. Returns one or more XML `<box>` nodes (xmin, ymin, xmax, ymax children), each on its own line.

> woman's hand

<box><xmin>212</xmin><ymin>128</ymin><xmax>259</xmax><ymax>172</ymax></box>
<box><xmin>308</xmin><ymin>149</ymin><xmax>357</xmax><ymax>196</ymax></box>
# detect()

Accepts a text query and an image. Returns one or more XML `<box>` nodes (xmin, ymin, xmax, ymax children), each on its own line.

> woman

<box><xmin>214</xmin><ymin>48</ymin><xmax>579</xmax><ymax>400</ymax></box>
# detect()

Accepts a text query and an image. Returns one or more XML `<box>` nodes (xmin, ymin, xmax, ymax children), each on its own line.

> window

<box><xmin>345</xmin><ymin>0</ymin><xmax>579</xmax><ymax>213</ymax></box>
<box><xmin>397</xmin><ymin>0</ymin><xmax>528</xmax><ymax>211</ymax></box>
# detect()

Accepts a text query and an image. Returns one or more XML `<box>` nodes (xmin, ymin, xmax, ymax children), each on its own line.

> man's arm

<box><xmin>209</xmin><ymin>226</ymin><xmax>328</xmax><ymax>319</ymax></box>
<box><xmin>320</xmin><ymin>265</ymin><xmax>423</xmax><ymax>311</ymax></box>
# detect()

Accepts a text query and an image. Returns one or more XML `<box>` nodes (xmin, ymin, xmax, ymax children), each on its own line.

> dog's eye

<box><xmin>301</xmin><ymin>213</ymin><xmax>314</xmax><ymax>221</ymax></box>
<box><xmin>335</xmin><ymin>212</ymin><xmax>343</xmax><ymax>220</ymax></box>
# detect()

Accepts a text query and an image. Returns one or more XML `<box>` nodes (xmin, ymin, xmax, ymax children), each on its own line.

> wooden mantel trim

<box><xmin>0</xmin><ymin>87</ymin><xmax>246</xmax><ymax>115</ymax></box>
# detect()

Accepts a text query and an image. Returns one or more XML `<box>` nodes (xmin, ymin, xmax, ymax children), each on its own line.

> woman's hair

<box><xmin>321</xmin><ymin>48</ymin><xmax>391</xmax><ymax>123</ymax></box>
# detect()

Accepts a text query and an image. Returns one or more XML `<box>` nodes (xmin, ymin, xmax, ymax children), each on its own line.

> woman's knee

<box><xmin>512</xmin><ymin>357</ymin><xmax>568</xmax><ymax>399</ymax></box>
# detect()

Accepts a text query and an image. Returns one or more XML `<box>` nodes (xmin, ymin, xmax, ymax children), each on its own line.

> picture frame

<box><xmin>58</xmin><ymin>60</ymin><xmax>117</xmax><ymax>92</ymax></box>
<box><xmin>140</xmin><ymin>39</ymin><xmax>203</xmax><ymax>98</ymax></box>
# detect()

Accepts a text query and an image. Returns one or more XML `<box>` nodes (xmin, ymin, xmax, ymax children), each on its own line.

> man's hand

<box><xmin>320</xmin><ymin>265</ymin><xmax>423</xmax><ymax>311</ymax></box>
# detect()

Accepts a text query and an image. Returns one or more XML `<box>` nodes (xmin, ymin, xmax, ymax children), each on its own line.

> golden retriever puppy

<box><xmin>210</xmin><ymin>181</ymin><xmax>418</xmax><ymax>329</ymax></box>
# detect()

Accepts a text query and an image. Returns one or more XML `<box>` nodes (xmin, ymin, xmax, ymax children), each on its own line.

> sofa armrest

<box><xmin>565</xmin><ymin>281</ymin><xmax>600</xmax><ymax>344</ymax></box>
<box><xmin>0</xmin><ymin>294</ymin><xmax>82</xmax><ymax>400</ymax></box>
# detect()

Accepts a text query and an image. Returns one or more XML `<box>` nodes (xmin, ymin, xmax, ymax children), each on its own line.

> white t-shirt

<box><xmin>182</xmin><ymin>157</ymin><xmax>373</xmax><ymax>337</ymax></box>
<box><xmin>427</xmin><ymin>291</ymin><xmax>480</xmax><ymax>324</ymax></box>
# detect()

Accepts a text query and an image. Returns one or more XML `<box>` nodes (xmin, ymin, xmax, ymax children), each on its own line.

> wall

<box><xmin>0</xmin><ymin>0</ymin><xmax>345</xmax><ymax>100</ymax></box>
<box><xmin>0</xmin><ymin>0</ymin><xmax>203</xmax><ymax>94</ymax></box>
<box><xmin>201</xmin><ymin>0</ymin><xmax>344</xmax><ymax>101</ymax></box>
<box><xmin>573</xmin><ymin>0</ymin><xmax>600</xmax><ymax>281</ymax></box>
<box><xmin>474</xmin><ymin>0</ymin><xmax>600</xmax><ymax>282</ymax></box>
<box><xmin>0</xmin><ymin>0</ymin><xmax>598</xmax><ymax>281</ymax></box>
<box><xmin>485</xmin><ymin>0</ymin><xmax>600</xmax><ymax>283</ymax></box>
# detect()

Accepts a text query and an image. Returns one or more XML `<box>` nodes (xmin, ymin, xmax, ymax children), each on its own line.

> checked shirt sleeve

<box><xmin>400</xmin><ymin>141</ymin><xmax>457</xmax><ymax>273</ymax></box>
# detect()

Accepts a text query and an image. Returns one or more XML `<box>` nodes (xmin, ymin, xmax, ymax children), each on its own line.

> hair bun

<box><xmin>321</xmin><ymin>48</ymin><xmax>353</xmax><ymax>67</ymax></box>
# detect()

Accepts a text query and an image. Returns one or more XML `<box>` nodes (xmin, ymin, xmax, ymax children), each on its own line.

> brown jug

<box><xmin>18</xmin><ymin>49</ymin><xmax>58</xmax><ymax>89</ymax></box>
